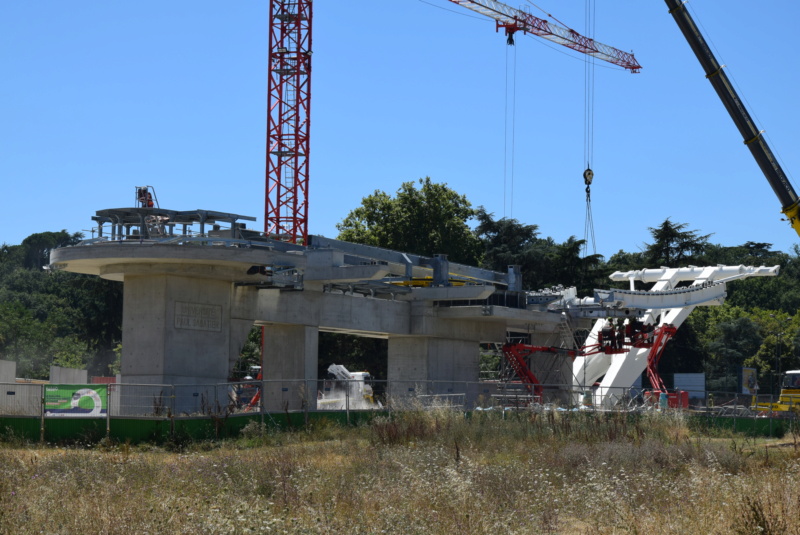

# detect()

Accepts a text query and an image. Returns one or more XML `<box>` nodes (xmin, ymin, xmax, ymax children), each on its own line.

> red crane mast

<box><xmin>265</xmin><ymin>0</ymin><xmax>312</xmax><ymax>244</ymax></box>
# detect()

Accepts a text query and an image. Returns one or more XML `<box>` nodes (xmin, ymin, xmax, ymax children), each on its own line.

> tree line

<box><xmin>0</xmin><ymin>231</ymin><xmax>122</xmax><ymax>378</ymax></box>
<box><xmin>2</xmin><ymin>178</ymin><xmax>799</xmax><ymax>393</ymax></box>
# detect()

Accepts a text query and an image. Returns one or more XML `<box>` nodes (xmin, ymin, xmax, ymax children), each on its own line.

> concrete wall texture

<box><xmin>0</xmin><ymin>360</ymin><xmax>16</xmax><ymax>383</ymax></box>
<box><xmin>49</xmin><ymin>366</ymin><xmax>89</xmax><ymax>384</ymax></box>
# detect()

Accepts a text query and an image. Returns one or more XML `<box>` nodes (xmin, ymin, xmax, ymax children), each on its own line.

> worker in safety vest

<box><xmin>137</xmin><ymin>188</ymin><xmax>154</xmax><ymax>208</ymax></box>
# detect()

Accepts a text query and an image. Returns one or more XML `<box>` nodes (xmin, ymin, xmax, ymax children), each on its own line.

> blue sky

<box><xmin>2</xmin><ymin>1</ymin><xmax>799</xmax><ymax>261</ymax></box>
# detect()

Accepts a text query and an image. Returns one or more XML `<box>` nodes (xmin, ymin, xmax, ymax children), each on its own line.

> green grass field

<box><xmin>1</xmin><ymin>409</ymin><xmax>799</xmax><ymax>534</ymax></box>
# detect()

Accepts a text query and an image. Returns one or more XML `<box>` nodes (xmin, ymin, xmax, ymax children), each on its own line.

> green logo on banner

<box><xmin>44</xmin><ymin>385</ymin><xmax>107</xmax><ymax>417</ymax></box>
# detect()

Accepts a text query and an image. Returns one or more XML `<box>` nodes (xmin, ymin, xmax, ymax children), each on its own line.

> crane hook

<box><xmin>583</xmin><ymin>167</ymin><xmax>594</xmax><ymax>186</ymax></box>
<box><xmin>505</xmin><ymin>28</ymin><xmax>516</xmax><ymax>46</ymax></box>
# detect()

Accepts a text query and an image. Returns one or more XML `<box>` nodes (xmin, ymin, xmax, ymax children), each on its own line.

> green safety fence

<box><xmin>687</xmin><ymin>412</ymin><xmax>789</xmax><ymax>438</ymax></box>
<box><xmin>0</xmin><ymin>410</ymin><xmax>384</xmax><ymax>444</ymax></box>
<box><xmin>0</xmin><ymin>409</ymin><xmax>792</xmax><ymax>444</ymax></box>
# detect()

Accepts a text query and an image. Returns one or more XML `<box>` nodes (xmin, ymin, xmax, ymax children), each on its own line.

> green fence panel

<box><xmin>0</xmin><ymin>416</ymin><xmax>41</xmax><ymax>442</ymax></box>
<box><xmin>110</xmin><ymin>418</ymin><xmax>171</xmax><ymax>443</ymax></box>
<box><xmin>688</xmin><ymin>413</ymin><xmax>786</xmax><ymax>437</ymax></box>
<box><xmin>43</xmin><ymin>418</ymin><xmax>106</xmax><ymax>443</ymax></box>
<box><xmin>20</xmin><ymin>409</ymin><xmax>788</xmax><ymax>445</ymax></box>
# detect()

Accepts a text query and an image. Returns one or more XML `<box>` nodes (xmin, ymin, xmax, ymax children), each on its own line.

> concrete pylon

<box><xmin>387</xmin><ymin>336</ymin><xmax>480</xmax><ymax>406</ymax></box>
<box><xmin>121</xmin><ymin>273</ymin><xmax>251</xmax><ymax>386</ymax></box>
<box><xmin>260</xmin><ymin>324</ymin><xmax>319</xmax><ymax>411</ymax></box>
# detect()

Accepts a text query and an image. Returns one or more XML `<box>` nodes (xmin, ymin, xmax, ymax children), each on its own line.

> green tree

<box><xmin>474</xmin><ymin>208</ymin><xmax>543</xmax><ymax>289</ymax></box>
<box><xmin>20</xmin><ymin>230</ymin><xmax>83</xmax><ymax>270</ymax></box>
<box><xmin>645</xmin><ymin>219</ymin><xmax>711</xmax><ymax>267</ymax></box>
<box><xmin>474</xmin><ymin>209</ymin><xmax>603</xmax><ymax>292</ymax></box>
<box><xmin>747</xmin><ymin>310</ymin><xmax>798</xmax><ymax>389</ymax></box>
<box><xmin>0</xmin><ymin>231</ymin><xmax>123</xmax><ymax>378</ymax></box>
<box><xmin>0</xmin><ymin>302</ymin><xmax>55</xmax><ymax>378</ymax></box>
<box><xmin>231</xmin><ymin>326</ymin><xmax>263</xmax><ymax>379</ymax></box>
<box><xmin>658</xmin><ymin>319</ymin><xmax>705</xmax><ymax>379</ymax></box>
<box><xmin>605</xmin><ymin>249</ymin><xmax>646</xmax><ymax>274</ymax></box>
<box><xmin>545</xmin><ymin>236</ymin><xmax>604</xmax><ymax>295</ymax></box>
<box><xmin>50</xmin><ymin>335</ymin><xmax>91</xmax><ymax>369</ymax></box>
<box><xmin>336</xmin><ymin>177</ymin><xmax>482</xmax><ymax>265</ymax></box>
<box><xmin>705</xmin><ymin>317</ymin><xmax>762</xmax><ymax>391</ymax></box>
<box><xmin>109</xmin><ymin>343</ymin><xmax>122</xmax><ymax>376</ymax></box>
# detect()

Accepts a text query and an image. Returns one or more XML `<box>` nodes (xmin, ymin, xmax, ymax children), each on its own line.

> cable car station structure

<box><xmin>50</xmin><ymin>202</ymin><xmax>778</xmax><ymax>411</ymax></box>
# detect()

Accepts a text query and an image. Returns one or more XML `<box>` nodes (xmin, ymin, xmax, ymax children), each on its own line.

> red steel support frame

<box><xmin>265</xmin><ymin>0</ymin><xmax>312</xmax><ymax>244</ymax></box>
<box><xmin>645</xmin><ymin>325</ymin><xmax>677</xmax><ymax>393</ymax></box>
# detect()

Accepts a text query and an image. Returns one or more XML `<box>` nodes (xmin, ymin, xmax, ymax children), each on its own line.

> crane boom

<box><xmin>447</xmin><ymin>0</ymin><xmax>641</xmax><ymax>72</ymax></box>
<box><xmin>664</xmin><ymin>0</ymin><xmax>800</xmax><ymax>236</ymax></box>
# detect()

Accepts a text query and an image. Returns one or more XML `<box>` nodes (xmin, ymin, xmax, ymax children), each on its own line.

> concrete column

<box><xmin>261</xmin><ymin>324</ymin><xmax>319</xmax><ymax>412</ymax></box>
<box><xmin>121</xmin><ymin>274</ymin><xmax>237</xmax><ymax>386</ymax></box>
<box><xmin>118</xmin><ymin>273</ymin><xmax>254</xmax><ymax>416</ymax></box>
<box><xmin>387</xmin><ymin>336</ymin><xmax>480</xmax><ymax>403</ymax></box>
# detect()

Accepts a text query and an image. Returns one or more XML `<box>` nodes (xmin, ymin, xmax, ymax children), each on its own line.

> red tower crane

<box><xmin>265</xmin><ymin>0</ymin><xmax>312</xmax><ymax>244</ymax></box>
<box><xmin>264</xmin><ymin>1</ymin><xmax>641</xmax><ymax>244</ymax></box>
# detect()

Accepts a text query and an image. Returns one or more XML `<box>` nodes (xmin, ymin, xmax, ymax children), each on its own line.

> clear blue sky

<box><xmin>2</xmin><ymin>1</ymin><xmax>799</xmax><ymax>261</ymax></box>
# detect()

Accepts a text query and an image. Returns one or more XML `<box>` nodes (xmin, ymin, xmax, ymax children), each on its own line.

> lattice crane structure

<box><xmin>264</xmin><ymin>1</ymin><xmax>640</xmax><ymax>244</ymax></box>
<box><xmin>265</xmin><ymin>0</ymin><xmax>312</xmax><ymax>244</ymax></box>
<box><xmin>446</xmin><ymin>0</ymin><xmax>641</xmax><ymax>72</ymax></box>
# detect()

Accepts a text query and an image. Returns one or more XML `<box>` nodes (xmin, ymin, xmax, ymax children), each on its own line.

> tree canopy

<box><xmin>0</xmin><ymin>232</ymin><xmax>122</xmax><ymax>378</ymax></box>
<box><xmin>336</xmin><ymin>177</ymin><xmax>482</xmax><ymax>265</ymax></box>
<box><xmin>644</xmin><ymin>219</ymin><xmax>712</xmax><ymax>267</ymax></box>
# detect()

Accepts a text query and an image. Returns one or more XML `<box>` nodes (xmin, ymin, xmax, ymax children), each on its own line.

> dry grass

<box><xmin>1</xmin><ymin>409</ymin><xmax>800</xmax><ymax>534</ymax></box>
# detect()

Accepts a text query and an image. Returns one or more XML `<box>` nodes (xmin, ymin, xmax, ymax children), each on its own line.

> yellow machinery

<box><xmin>753</xmin><ymin>370</ymin><xmax>800</xmax><ymax>414</ymax></box>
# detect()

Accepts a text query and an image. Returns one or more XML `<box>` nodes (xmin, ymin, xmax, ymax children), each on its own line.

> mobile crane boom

<box><xmin>664</xmin><ymin>0</ymin><xmax>800</xmax><ymax>236</ymax></box>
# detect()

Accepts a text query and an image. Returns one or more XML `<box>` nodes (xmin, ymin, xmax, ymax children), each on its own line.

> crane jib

<box><xmin>447</xmin><ymin>0</ymin><xmax>641</xmax><ymax>73</ymax></box>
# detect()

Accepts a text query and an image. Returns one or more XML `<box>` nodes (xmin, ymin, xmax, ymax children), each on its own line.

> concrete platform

<box><xmin>51</xmin><ymin>208</ymin><xmax>573</xmax><ymax>411</ymax></box>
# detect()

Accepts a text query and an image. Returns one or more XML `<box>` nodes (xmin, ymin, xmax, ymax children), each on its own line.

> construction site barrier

<box><xmin>0</xmin><ymin>381</ymin><xmax>794</xmax><ymax>443</ymax></box>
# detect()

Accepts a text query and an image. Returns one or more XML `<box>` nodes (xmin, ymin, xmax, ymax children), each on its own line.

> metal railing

<box><xmin>1</xmin><ymin>380</ymin><xmax>798</xmax><ymax>421</ymax></box>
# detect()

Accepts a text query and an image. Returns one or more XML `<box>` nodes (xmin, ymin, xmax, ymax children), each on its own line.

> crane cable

<box><xmin>503</xmin><ymin>33</ymin><xmax>518</xmax><ymax>219</ymax></box>
<box><xmin>582</xmin><ymin>0</ymin><xmax>597</xmax><ymax>259</ymax></box>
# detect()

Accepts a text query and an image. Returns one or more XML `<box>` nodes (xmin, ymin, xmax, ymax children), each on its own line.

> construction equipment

<box><xmin>265</xmin><ymin>0</ymin><xmax>312</xmax><ymax>244</ymax></box>
<box><xmin>501</xmin><ymin>344</ymin><xmax>548</xmax><ymax>399</ymax></box>
<box><xmin>131</xmin><ymin>185</ymin><xmax>169</xmax><ymax>238</ymax></box>
<box><xmin>265</xmin><ymin>1</ymin><xmax>641</xmax><ymax>245</ymax></box>
<box><xmin>752</xmin><ymin>370</ymin><xmax>800</xmax><ymax>415</ymax></box>
<box><xmin>319</xmin><ymin>364</ymin><xmax>378</xmax><ymax>410</ymax></box>
<box><xmin>643</xmin><ymin>324</ymin><xmax>678</xmax><ymax>394</ymax></box>
<box><xmin>664</xmin><ymin>0</ymin><xmax>800</xmax><ymax>236</ymax></box>
<box><xmin>570</xmin><ymin>265</ymin><xmax>779</xmax><ymax>407</ymax></box>
<box><xmin>447</xmin><ymin>0</ymin><xmax>641</xmax><ymax>72</ymax></box>
<box><xmin>502</xmin><ymin>324</ymin><xmax>682</xmax><ymax>407</ymax></box>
